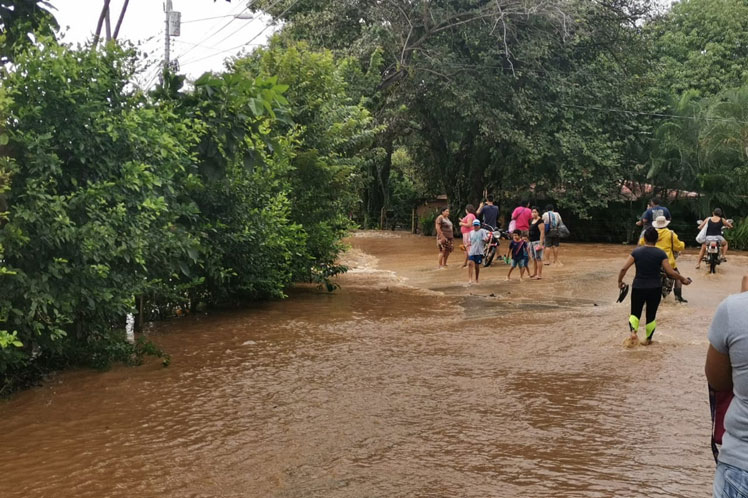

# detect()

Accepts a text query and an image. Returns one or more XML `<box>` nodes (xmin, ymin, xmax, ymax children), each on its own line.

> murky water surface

<box><xmin>2</xmin><ymin>231</ymin><xmax>746</xmax><ymax>497</ymax></box>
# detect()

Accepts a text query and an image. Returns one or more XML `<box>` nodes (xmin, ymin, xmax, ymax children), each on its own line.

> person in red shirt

<box><xmin>511</xmin><ymin>200</ymin><xmax>532</xmax><ymax>236</ymax></box>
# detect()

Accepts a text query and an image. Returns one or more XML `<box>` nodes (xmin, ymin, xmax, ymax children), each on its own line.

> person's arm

<box><xmin>698</xmin><ymin>218</ymin><xmax>708</xmax><ymax>230</ymax></box>
<box><xmin>435</xmin><ymin>216</ymin><xmax>444</xmax><ymax>240</ymax></box>
<box><xmin>511</xmin><ymin>207</ymin><xmax>518</xmax><ymax>221</ymax></box>
<box><xmin>662</xmin><ymin>259</ymin><xmax>690</xmax><ymax>284</ymax></box>
<box><xmin>724</xmin><ymin>218</ymin><xmax>734</xmax><ymax>229</ymax></box>
<box><xmin>477</xmin><ymin>202</ymin><xmax>484</xmax><ymax>215</ymax></box>
<box><xmin>539</xmin><ymin>222</ymin><xmax>545</xmax><ymax>245</ymax></box>
<box><xmin>641</xmin><ymin>209</ymin><xmax>651</xmax><ymax>224</ymax></box>
<box><xmin>618</xmin><ymin>255</ymin><xmax>635</xmax><ymax>288</ymax></box>
<box><xmin>706</xmin><ymin>345</ymin><xmax>733</xmax><ymax>392</ymax></box>
<box><xmin>672</xmin><ymin>232</ymin><xmax>685</xmax><ymax>252</ymax></box>
<box><xmin>743</xmin><ymin>275</ymin><xmax>748</xmax><ymax>292</ymax></box>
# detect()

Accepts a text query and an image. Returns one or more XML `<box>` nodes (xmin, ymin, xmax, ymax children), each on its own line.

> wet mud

<box><xmin>2</xmin><ymin>231</ymin><xmax>746</xmax><ymax>497</ymax></box>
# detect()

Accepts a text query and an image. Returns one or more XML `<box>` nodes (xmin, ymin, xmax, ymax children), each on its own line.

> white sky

<box><xmin>49</xmin><ymin>0</ymin><xmax>274</xmax><ymax>87</ymax></box>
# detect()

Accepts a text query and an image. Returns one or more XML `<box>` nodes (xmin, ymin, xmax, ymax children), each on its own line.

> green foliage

<box><xmin>649</xmin><ymin>0</ymin><xmax>748</xmax><ymax>98</ymax></box>
<box><xmin>726</xmin><ymin>217</ymin><xmax>748</xmax><ymax>251</ymax></box>
<box><xmin>232</xmin><ymin>40</ymin><xmax>379</xmax><ymax>283</ymax></box>
<box><xmin>256</xmin><ymin>0</ymin><xmax>659</xmax><ymax>217</ymax></box>
<box><xmin>419</xmin><ymin>209</ymin><xmax>440</xmax><ymax>237</ymax></box>
<box><xmin>650</xmin><ymin>83</ymin><xmax>748</xmax><ymax>211</ymax></box>
<box><xmin>0</xmin><ymin>1</ymin><xmax>58</xmax><ymax>64</ymax></box>
<box><xmin>0</xmin><ymin>41</ymin><xmax>201</xmax><ymax>389</ymax></box>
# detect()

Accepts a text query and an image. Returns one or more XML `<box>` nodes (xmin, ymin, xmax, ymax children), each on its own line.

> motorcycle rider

<box><xmin>639</xmin><ymin>215</ymin><xmax>688</xmax><ymax>303</ymax></box>
<box><xmin>696</xmin><ymin>208</ymin><xmax>733</xmax><ymax>269</ymax></box>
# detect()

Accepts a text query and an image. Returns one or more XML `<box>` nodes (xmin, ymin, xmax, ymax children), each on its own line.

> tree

<box><xmin>649</xmin><ymin>0</ymin><xmax>748</xmax><ymax>98</ymax></box>
<box><xmin>232</xmin><ymin>39</ymin><xmax>378</xmax><ymax>281</ymax></box>
<box><xmin>252</xmin><ymin>0</ymin><xmax>660</xmax><ymax>217</ymax></box>
<box><xmin>0</xmin><ymin>0</ymin><xmax>57</xmax><ymax>64</ymax></box>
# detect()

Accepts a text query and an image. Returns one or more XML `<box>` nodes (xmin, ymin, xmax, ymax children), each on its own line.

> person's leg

<box><xmin>468</xmin><ymin>259</ymin><xmax>474</xmax><ymax>282</ymax></box>
<box><xmin>673</xmin><ymin>268</ymin><xmax>687</xmax><ymax>303</ymax></box>
<box><xmin>507</xmin><ymin>265</ymin><xmax>514</xmax><ymax>280</ymax></box>
<box><xmin>535</xmin><ymin>248</ymin><xmax>544</xmax><ymax>278</ymax></box>
<box><xmin>530</xmin><ymin>256</ymin><xmax>537</xmax><ymax>277</ymax></box>
<box><xmin>723</xmin><ymin>238</ymin><xmax>729</xmax><ymax>260</ymax></box>
<box><xmin>474</xmin><ymin>262</ymin><xmax>481</xmax><ymax>283</ymax></box>
<box><xmin>629</xmin><ymin>287</ymin><xmax>646</xmax><ymax>341</ymax></box>
<box><xmin>696</xmin><ymin>243</ymin><xmax>706</xmax><ymax>268</ymax></box>
<box><xmin>642</xmin><ymin>288</ymin><xmax>662</xmax><ymax>344</ymax></box>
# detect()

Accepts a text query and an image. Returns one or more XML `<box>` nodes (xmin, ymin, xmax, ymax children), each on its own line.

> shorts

<box><xmin>546</xmin><ymin>235</ymin><xmax>560</xmax><ymax>247</ymax></box>
<box><xmin>705</xmin><ymin>235</ymin><xmax>726</xmax><ymax>244</ymax></box>
<box><xmin>468</xmin><ymin>254</ymin><xmax>483</xmax><ymax>265</ymax></box>
<box><xmin>530</xmin><ymin>241</ymin><xmax>544</xmax><ymax>260</ymax></box>
<box><xmin>511</xmin><ymin>258</ymin><xmax>527</xmax><ymax>268</ymax></box>
<box><xmin>438</xmin><ymin>237</ymin><xmax>454</xmax><ymax>253</ymax></box>
<box><xmin>519</xmin><ymin>230</ymin><xmax>529</xmax><ymax>238</ymax></box>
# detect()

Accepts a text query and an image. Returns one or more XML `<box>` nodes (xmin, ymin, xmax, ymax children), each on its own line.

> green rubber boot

<box><xmin>629</xmin><ymin>315</ymin><xmax>640</xmax><ymax>332</ymax></box>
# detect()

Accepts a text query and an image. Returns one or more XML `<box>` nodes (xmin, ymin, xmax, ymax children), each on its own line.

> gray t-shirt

<box><xmin>468</xmin><ymin>229</ymin><xmax>488</xmax><ymax>256</ymax></box>
<box><xmin>708</xmin><ymin>291</ymin><xmax>748</xmax><ymax>470</ymax></box>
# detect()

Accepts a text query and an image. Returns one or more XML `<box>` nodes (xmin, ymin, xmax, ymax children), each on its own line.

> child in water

<box><xmin>506</xmin><ymin>230</ymin><xmax>529</xmax><ymax>280</ymax></box>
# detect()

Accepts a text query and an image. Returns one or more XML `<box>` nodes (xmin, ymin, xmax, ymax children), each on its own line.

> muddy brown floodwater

<box><xmin>2</xmin><ymin>231</ymin><xmax>747</xmax><ymax>497</ymax></box>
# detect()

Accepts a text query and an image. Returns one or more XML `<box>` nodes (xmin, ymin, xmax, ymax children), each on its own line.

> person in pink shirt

<box><xmin>511</xmin><ymin>200</ymin><xmax>532</xmax><ymax>237</ymax></box>
<box><xmin>459</xmin><ymin>204</ymin><xmax>477</xmax><ymax>267</ymax></box>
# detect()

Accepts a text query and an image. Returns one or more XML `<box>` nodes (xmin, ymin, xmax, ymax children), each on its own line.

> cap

<box><xmin>473</xmin><ymin>220</ymin><xmax>481</xmax><ymax>226</ymax></box>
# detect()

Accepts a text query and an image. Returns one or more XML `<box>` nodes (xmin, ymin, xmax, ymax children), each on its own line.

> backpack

<box><xmin>547</xmin><ymin>212</ymin><xmax>560</xmax><ymax>238</ymax></box>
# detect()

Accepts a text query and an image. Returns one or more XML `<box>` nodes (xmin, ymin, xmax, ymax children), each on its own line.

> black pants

<box><xmin>630</xmin><ymin>286</ymin><xmax>662</xmax><ymax>324</ymax></box>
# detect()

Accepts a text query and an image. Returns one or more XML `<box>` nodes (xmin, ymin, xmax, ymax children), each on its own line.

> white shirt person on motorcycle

<box><xmin>697</xmin><ymin>208</ymin><xmax>733</xmax><ymax>269</ymax></box>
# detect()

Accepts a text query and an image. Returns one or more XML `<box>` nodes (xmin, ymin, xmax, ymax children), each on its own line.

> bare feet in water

<box><xmin>623</xmin><ymin>334</ymin><xmax>640</xmax><ymax>348</ymax></box>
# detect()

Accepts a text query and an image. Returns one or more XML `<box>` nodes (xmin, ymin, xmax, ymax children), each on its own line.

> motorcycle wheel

<box><xmin>484</xmin><ymin>246</ymin><xmax>496</xmax><ymax>267</ymax></box>
<box><xmin>709</xmin><ymin>254</ymin><xmax>717</xmax><ymax>274</ymax></box>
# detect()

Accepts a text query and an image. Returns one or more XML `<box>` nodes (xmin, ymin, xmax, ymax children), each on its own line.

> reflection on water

<box><xmin>1</xmin><ymin>231</ymin><xmax>744</xmax><ymax>497</ymax></box>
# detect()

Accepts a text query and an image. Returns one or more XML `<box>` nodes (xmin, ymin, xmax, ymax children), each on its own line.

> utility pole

<box><xmin>164</xmin><ymin>0</ymin><xmax>172</xmax><ymax>71</ymax></box>
<box><xmin>163</xmin><ymin>0</ymin><xmax>182</xmax><ymax>73</ymax></box>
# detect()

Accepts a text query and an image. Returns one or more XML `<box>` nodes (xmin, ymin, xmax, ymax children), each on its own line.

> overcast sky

<box><xmin>49</xmin><ymin>0</ymin><xmax>275</xmax><ymax>87</ymax></box>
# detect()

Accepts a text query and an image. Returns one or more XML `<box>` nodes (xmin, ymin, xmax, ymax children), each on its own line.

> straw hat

<box><xmin>652</xmin><ymin>215</ymin><xmax>670</xmax><ymax>229</ymax></box>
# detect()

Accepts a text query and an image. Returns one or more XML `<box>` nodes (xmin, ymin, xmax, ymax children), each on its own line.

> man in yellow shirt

<box><xmin>639</xmin><ymin>215</ymin><xmax>687</xmax><ymax>303</ymax></box>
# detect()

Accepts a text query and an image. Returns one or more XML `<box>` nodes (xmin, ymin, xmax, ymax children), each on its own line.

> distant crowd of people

<box><xmin>434</xmin><ymin>196</ymin><xmax>564</xmax><ymax>285</ymax></box>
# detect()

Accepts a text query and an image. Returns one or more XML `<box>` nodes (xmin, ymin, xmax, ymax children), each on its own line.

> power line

<box><xmin>172</xmin><ymin>1</ymin><xmax>256</xmax><ymax>61</ymax></box>
<box><xmin>181</xmin><ymin>14</ymin><xmax>241</xmax><ymax>24</ymax></box>
<box><xmin>180</xmin><ymin>0</ymin><xmax>299</xmax><ymax>68</ymax></box>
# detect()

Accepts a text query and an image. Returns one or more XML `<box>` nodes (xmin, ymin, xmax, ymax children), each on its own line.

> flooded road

<box><xmin>2</xmin><ymin>231</ymin><xmax>746</xmax><ymax>497</ymax></box>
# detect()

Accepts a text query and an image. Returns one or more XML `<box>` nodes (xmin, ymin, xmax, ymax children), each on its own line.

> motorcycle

<box><xmin>482</xmin><ymin>224</ymin><xmax>510</xmax><ymax>267</ymax></box>
<box><xmin>698</xmin><ymin>219</ymin><xmax>732</xmax><ymax>274</ymax></box>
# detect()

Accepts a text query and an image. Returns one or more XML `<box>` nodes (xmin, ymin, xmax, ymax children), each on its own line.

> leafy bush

<box><xmin>419</xmin><ymin>209</ymin><xmax>440</xmax><ymax>237</ymax></box>
<box><xmin>726</xmin><ymin>217</ymin><xmax>748</xmax><ymax>251</ymax></box>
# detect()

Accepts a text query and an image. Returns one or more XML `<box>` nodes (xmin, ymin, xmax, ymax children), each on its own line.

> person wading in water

<box><xmin>618</xmin><ymin>227</ymin><xmax>691</xmax><ymax>346</ymax></box>
<box><xmin>435</xmin><ymin>207</ymin><xmax>454</xmax><ymax>269</ymax></box>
